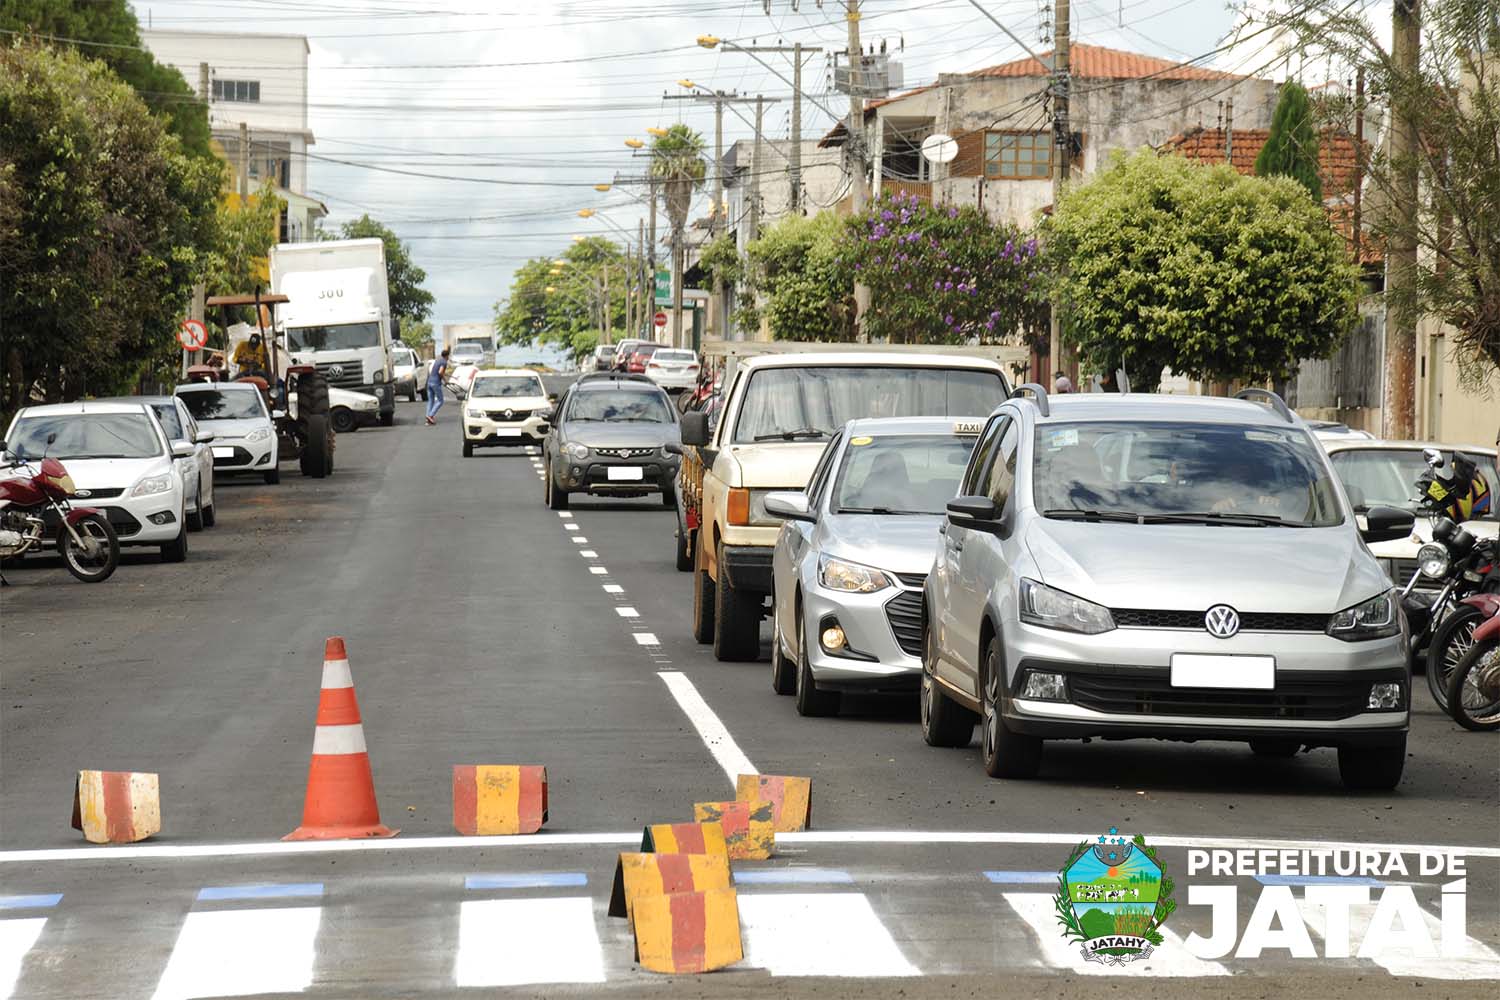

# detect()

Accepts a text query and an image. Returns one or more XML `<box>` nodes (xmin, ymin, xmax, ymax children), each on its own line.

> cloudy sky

<box><xmin>129</xmin><ymin>1</ymin><xmax>1385</xmax><ymax>330</ymax></box>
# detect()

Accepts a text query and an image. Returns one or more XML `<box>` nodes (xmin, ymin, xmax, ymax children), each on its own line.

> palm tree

<box><xmin>649</xmin><ymin>124</ymin><xmax>707</xmax><ymax>347</ymax></box>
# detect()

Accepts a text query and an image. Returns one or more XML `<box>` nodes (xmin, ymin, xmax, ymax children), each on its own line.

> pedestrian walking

<box><xmin>1053</xmin><ymin>371</ymin><xmax>1073</xmax><ymax>394</ymax></box>
<box><xmin>426</xmin><ymin>348</ymin><xmax>450</xmax><ymax>425</ymax></box>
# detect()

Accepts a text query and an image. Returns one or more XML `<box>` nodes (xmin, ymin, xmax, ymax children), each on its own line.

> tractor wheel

<box><xmin>300</xmin><ymin>412</ymin><xmax>333</xmax><ymax>478</ymax></box>
<box><xmin>298</xmin><ymin>372</ymin><xmax>330</xmax><ymax>417</ymax></box>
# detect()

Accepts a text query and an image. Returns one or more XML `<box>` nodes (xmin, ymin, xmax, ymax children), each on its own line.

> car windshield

<box><xmin>1034</xmin><ymin>421</ymin><xmax>1343</xmax><ymax>527</ymax></box>
<box><xmin>149</xmin><ymin>403</ymin><xmax>185</xmax><ymax>440</ymax></box>
<box><xmin>8</xmin><ymin>412</ymin><xmax>162</xmax><ymax>460</ymax></box>
<box><xmin>392</xmin><ymin>349</ymin><xmax>415</xmax><ymax>367</ymax></box>
<box><xmin>1330</xmin><ymin>448</ymin><xmax>1497</xmax><ymax>512</ymax></box>
<box><xmin>472</xmin><ymin>376</ymin><xmax>544</xmax><ymax>398</ymax></box>
<box><xmin>731</xmin><ymin>366</ymin><xmax>1005</xmax><ymax>443</ymax></box>
<box><xmin>452</xmin><ymin>344</ymin><xmax>485</xmax><ymax>359</ymax></box>
<box><xmin>178</xmin><ymin>390</ymin><xmax>265</xmax><ymax>421</ymax></box>
<box><xmin>833</xmin><ymin>434</ymin><xmax>977</xmax><ymax>514</ymax></box>
<box><xmin>566</xmin><ymin>389</ymin><xmax>672</xmax><ymax>423</ymax></box>
<box><xmin>285</xmin><ymin>322</ymin><xmax>381</xmax><ymax>352</ymax></box>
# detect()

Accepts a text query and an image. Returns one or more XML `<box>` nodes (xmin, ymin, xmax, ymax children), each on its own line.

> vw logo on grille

<box><xmin>504</xmin><ymin>408</ymin><xmax>514</xmax><ymax>420</ymax></box>
<box><xmin>73</xmin><ymin>489</ymin><xmax>92</xmax><ymax>498</ymax></box>
<box><xmin>1204</xmin><ymin>605</ymin><xmax>1241</xmax><ymax>639</ymax></box>
<box><xmin>327</xmin><ymin>364</ymin><xmax>345</xmax><ymax>378</ymax></box>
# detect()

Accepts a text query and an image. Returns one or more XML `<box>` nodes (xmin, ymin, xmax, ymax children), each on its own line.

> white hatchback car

<box><xmin>462</xmin><ymin>369</ymin><xmax>552</xmax><ymax>456</ymax></box>
<box><xmin>3</xmin><ymin>401</ymin><xmax>193</xmax><ymax>562</ymax></box>
<box><xmin>176</xmin><ymin>382</ymin><xmax>280</xmax><ymax>484</ymax></box>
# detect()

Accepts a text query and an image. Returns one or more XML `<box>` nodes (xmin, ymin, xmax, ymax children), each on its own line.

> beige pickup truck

<box><xmin>673</xmin><ymin>345</ymin><xmax>1019</xmax><ymax>661</ymax></box>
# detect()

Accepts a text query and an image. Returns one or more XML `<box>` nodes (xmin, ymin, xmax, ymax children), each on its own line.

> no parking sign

<box><xmin>178</xmin><ymin>319</ymin><xmax>208</xmax><ymax>351</ymax></box>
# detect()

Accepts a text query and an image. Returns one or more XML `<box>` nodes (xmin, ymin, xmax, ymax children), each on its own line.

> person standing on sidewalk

<box><xmin>425</xmin><ymin>349</ymin><xmax>450</xmax><ymax>425</ymax></box>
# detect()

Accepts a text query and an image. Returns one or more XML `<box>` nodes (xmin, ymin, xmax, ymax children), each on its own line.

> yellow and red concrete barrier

<box><xmin>452</xmin><ymin>765</ymin><xmax>547</xmax><ymax>835</ymax></box>
<box><xmin>736</xmin><ymin>773</ymin><xmax>811</xmax><ymax>832</ymax></box>
<box><xmin>71</xmin><ymin>770</ymin><xmax>160</xmax><ymax>844</ymax></box>
<box><xmin>608</xmin><ymin>851</ymin><xmax>731</xmax><ymax>918</ymax></box>
<box><xmin>640</xmin><ymin>821</ymin><xmax>728</xmax><ymax>856</ymax></box>
<box><xmin>631</xmin><ymin>887</ymin><xmax>743</xmax><ymax>974</ymax></box>
<box><xmin>693</xmin><ymin>800</ymin><xmax>774</xmax><ymax>861</ymax></box>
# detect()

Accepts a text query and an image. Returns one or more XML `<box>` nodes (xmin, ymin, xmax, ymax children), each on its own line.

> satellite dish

<box><xmin>920</xmin><ymin>133</ymin><xmax>958</xmax><ymax>164</ymax></box>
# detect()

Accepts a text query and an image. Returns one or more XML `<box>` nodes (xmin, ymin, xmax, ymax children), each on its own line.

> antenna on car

<box><xmin>1234</xmin><ymin>387</ymin><xmax>1295</xmax><ymax>424</ymax></box>
<box><xmin>1011</xmin><ymin>382</ymin><xmax>1051</xmax><ymax>417</ymax></box>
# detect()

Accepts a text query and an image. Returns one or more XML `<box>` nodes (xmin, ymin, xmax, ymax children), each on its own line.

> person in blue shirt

<box><xmin>425</xmin><ymin>348</ymin><xmax>450</xmax><ymax>425</ymax></box>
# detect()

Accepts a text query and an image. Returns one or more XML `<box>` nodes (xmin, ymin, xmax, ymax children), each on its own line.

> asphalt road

<box><xmin>1</xmin><ymin>402</ymin><xmax>1496</xmax><ymax>998</ymax></box>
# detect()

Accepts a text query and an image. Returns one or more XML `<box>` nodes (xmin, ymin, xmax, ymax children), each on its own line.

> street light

<box><xmin>646</xmin><ymin>127</ymin><xmax>668</xmax><ymax>137</ymax></box>
<box><xmin>696</xmin><ymin>35</ymin><xmax>720</xmax><ymax>48</ymax></box>
<box><xmin>594</xmin><ymin>183</ymin><xmax>612</xmax><ymax>192</ymax></box>
<box><xmin>677</xmin><ymin>79</ymin><xmax>698</xmax><ymax>89</ymax></box>
<box><xmin>624</xmin><ymin>138</ymin><xmax>645</xmax><ymax>149</ymax></box>
<box><xmin>577</xmin><ymin>208</ymin><xmax>596</xmax><ymax>219</ymax></box>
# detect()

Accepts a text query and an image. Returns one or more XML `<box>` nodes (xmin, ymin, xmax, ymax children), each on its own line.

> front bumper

<box><xmin>47</xmin><ymin>495</ymin><xmax>183</xmax><ymax>545</ymax></box>
<box><xmin>998</xmin><ymin>622</ymin><xmax>1410</xmax><ymax>746</ymax></box>
<box><xmin>558</xmin><ymin>455</ymin><xmax>678</xmax><ymax>494</ymax></box>
<box><xmin>464</xmin><ymin>414</ymin><xmax>549</xmax><ymax>444</ymax></box>
<box><xmin>802</xmin><ymin>580</ymin><xmax>923</xmax><ymax>691</ymax></box>
<box><xmin>721</xmin><ymin>544</ymin><xmax>773</xmax><ymax>594</ymax></box>
<box><xmin>209</xmin><ymin>436</ymin><xmax>276</xmax><ymax>472</ymax></box>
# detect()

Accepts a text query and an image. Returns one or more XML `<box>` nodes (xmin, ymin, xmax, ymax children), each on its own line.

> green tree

<box><xmin>738</xmin><ymin>213</ymin><xmax>855</xmax><ymax>341</ymax></box>
<box><xmin>1048</xmin><ymin>150</ymin><xmax>1359</xmax><ymax>392</ymax></box>
<box><xmin>494</xmin><ymin>237</ymin><xmax>627</xmax><ymax>363</ymax></box>
<box><xmin>321</xmin><ymin>215</ymin><xmax>435</xmax><ymax>323</ymax></box>
<box><xmin>398</xmin><ymin>316</ymin><xmax>434</xmax><ymax>350</ymax></box>
<box><xmin>1</xmin><ymin>42</ymin><xmax>219</xmax><ymax>414</ymax></box>
<box><xmin>1254</xmin><ymin>81</ymin><xmax>1322</xmax><ymax>202</ymax></box>
<box><xmin>0</xmin><ymin>1</ymin><xmax>213</xmax><ymax>160</ymax></box>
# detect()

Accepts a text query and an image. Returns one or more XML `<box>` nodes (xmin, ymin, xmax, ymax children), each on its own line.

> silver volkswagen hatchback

<box><xmin>920</xmin><ymin>387</ymin><xmax>1416</xmax><ymax>790</ymax></box>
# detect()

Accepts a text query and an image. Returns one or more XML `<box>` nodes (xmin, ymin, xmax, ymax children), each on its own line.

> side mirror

<box><xmin>664</xmin><ymin>442</ymin><xmax>683</xmax><ymax>456</ymax></box>
<box><xmin>1361</xmin><ymin>505</ymin><xmax>1416</xmax><ymax>545</ymax></box>
<box><xmin>947</xmin><ymin>495</ymin><xmax>1001</xmax><ymax>530</ymax></box>
<box><xmin>680</xmin><ymin>411</ymin><xmax>710</xmax><ymax>447</ymax></box>
<box><xmin>764</xmin><ymin>490</ymin><xmax>814</xmax><ymax>522</ymax></box>
<box><xmin>548</xmin><ymin>393</ymin><xmax>559</xmax><ymax>404</ymax></box>
<box><xmin>195</xmin><ymin>431</ymin><xmax>216</xmax><ymax>444</ymax></box>
<box><xmin>171</xmin><ymin>442</ymin><xmax>196</xmax><ymax>459</ymax></box>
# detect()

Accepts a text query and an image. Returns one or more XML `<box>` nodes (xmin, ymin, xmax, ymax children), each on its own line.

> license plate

<box><xmin>1170</xmin><ymin>654</ymin><xmax>1275</xmax><ymax>690</ymax></box>
<box><xmin>493</xmin><ymin>429</ymin><xmax>521</xmax><ymax>438</ymax></box>
<box><xmin>212</xmin><ymin>446</ymin><xmax>234</xmax><ymax>458</ymax></box>
<box><xmin>607</xmin><ymin>466</ymin><xmax>644</xmax><ymax>481</ymax></box>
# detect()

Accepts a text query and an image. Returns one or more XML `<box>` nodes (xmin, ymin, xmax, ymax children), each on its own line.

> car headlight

<box><xmin>1328</xmin><ymin>590</ymin><xmax>1400</xmax><ymax>642</ymax></box>
<box><xmin>246</xmin><ymin>428</ymin><xmax>271</xmax><ymax>443</ymax></box>
<box><xmin>818</xmin><ymin>554</ymin><xmax>892</xmax><ymax>593</ymax></box>
<box><xmin>1018</xmin><ymin>578</ymin><xmax>1115</xmax><ymax>634</ymax></box>
<box><xmin>467</xmin><ymin>408</ymin><xmax>484</xmax><ymax>418</ymax></box>
<box><xmin>131</xmin><ymin>473</ymin><xmax>174</xmax><ymax>498</ymax></box>
<box><xmin>1417</xmin><ymin>543</ymin><xmax>1450</xmax><ymax>579</ymax></box>
<box><xmin>564</xmin><ymin>442</ymin><xmax>589</xmax><ymax>460</ymax></box>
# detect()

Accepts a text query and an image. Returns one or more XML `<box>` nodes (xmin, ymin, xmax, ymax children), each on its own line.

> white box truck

<box><xmin>269</xmin><ymin>238</ymin><xmax>396</xmax><ymax>426</ymax></box>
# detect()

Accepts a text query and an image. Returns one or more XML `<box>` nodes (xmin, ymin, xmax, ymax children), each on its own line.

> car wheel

<box><xmin>1427</xmin><ymin>604</ymin><xmax>1484</xmax><ymax>712</ymax></box>
<box><xmin>691</xmin><ymin>538</ymin><xmax>715</xmax><ymax>644</ymax></box>
<box><xmin>264</xmin><ymin>467</ymin><xmax>280</xmax><ymax>485</ymax></box>
<box><xmin>331</xmin><ymin>407</ymin><xmax>356</xmax><ymax>434</ymax></box>
<box><xmin>407</xmin><ymin>384</ymin><xmax>417</xmax><ymax>402</ymax></box>
<box><xmin>160</xmin><ymin>515</ymin><xmax>189</xmax><ymax>564</ymax></box>
<box><xmin>202</xmin><ymin>503</ymin><xmax>216</xmax><ymax>528</ymax></box>
<box><xmin>770</xmin><ymin>610</ymin><xmax>795</xmax><ymax>695</ymax></box>
<box><xmin>379</xmin><ymin>409</ymin><xmax>394</xmax><ymax>427</ymax></box>
<box><xmin>463</xmin><ymin>440</ymin><xmax>474</xmax><ymax>458</ymax></box>
<box><xmin>1338</xmin><ymin>736</ymin><xmax>1406</xmax><ymax>790</ymax></box>
<box><xmin>661</xmin><ymin>482</ymin><xmax>677</xmax><ymax>509</ymax></box>
<box><xmin>712</xmin><ymin>539</ymin><xmax>761</xmax><ymax>662</ymax></box>
<box><xmin>921</xmin><ymin>617</ymin><xmax>976</xmax><ymax>748</ymax></box>
<box><xmin>186</xmin><ymin>478</ymin><xmax>204</xmax><ymax>531</ymax></box>
<box><xmin>980</xmin><ymin>636</ymin><xmax>1041</xmax><ymax>778</ymax></box>
<box><xmin>674</xmin><ymin>526</ymin><xmax>694</xmax><ymax>573</ymax></box>
<box><xmin>1249</xmin><ymin>740</ymin><xmax>1301</xmax><ymax>758</ymax></box>
<box><xmin>418</xmin><ymin>386</ymin><xmax>427</xmax><ymax>401</ymax></box>
<box><xmin>545</xmin><ymin>460</ymin><xmax>569</xmax><ymax>510</ymax></box>
<box><xmin>794</xmin><ymin>605</ymin><xmax>841</xmax><ymax>717</ymax></box>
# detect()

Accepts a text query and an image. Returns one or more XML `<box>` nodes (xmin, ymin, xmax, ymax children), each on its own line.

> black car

<box><xmin>541</xmin><ymin>376</ymin><xmax>680</xmax><ymax>510</ymax></box>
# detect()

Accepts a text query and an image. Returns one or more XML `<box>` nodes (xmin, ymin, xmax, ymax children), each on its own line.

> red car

<box><xmin>625</xmin><ymin>342</ymin><xmax>661</xmax><ymax>373</ymax></box>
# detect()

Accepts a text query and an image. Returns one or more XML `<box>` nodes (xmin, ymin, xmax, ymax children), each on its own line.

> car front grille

<box><xmin>884</xmin><ymin>590</ymin><xmax>925</xmax><ymax>657</ymax></box>
<box><xmin>1112</xmin><ymin>609</ymin><xmax>1330</xmax><ymax>632</ymax></box>
<box><xmin>485</xmin><ymin>408</ymin><xmax>532</xmax><ymax>421</ymax></box>
<box><xmin>595</xmin><ymin>447</ymin><xmax>657</xmax><ymax>459</ymax></box>
<box><xmin>1067</xmin><ymin>672</ymin><xmax>1372</xmax><ymax>720</ymax></box>
<box><xmin>1388</xmin><ymin>558</ymin><xmax>1439</xmax><ymax>591</ymax></box>
<box><xmin>315</xmin><ymin>360</ymin><xmax>364</xmax><ymax>388</ymax></box>
<box><xmin>72</xmin><ymin>487</ymin><xmax>125</xmax><ymax>500</ymax></box>
<box><xmin>896</xmin><ymin>572</ymin><xmax>928</xmax><ymax>589</ymax></box>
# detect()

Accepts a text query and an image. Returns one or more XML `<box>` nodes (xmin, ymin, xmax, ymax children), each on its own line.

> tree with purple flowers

<box><xmin>836</xmin><ymin>191</ymin><xmax>1049</xmax><ymax>347</ymax></box>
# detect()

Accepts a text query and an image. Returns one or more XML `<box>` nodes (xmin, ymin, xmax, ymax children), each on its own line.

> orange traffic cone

<box><xmin>285</xmin><ymin>637</ymin><xmax>398</xmax><ymax>840</ymax></box>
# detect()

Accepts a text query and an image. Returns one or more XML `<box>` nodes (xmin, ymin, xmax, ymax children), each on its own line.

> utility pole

<box><xmin>1047</xmin><ymin>0</ymin><xmax>1071</xmax><ymax>384</ymax></box>
<box><xmin>845</xmin><ymin>1</ymin><xmax>867</xmax><ymax>213</ymax></box>
<box><xmin>791</xmin><ymin>42</ymin><xmax>804</xmax><ymax>213</ymax></box>
<box><xmin>638</xmin><ymin>218</ymin><xmax>647</xmax><ymax>338</ymax></box>
<box><xmin>1224</xmin><ymin>96</ymin><xmax>1234</xmax><ymax>164</ymax></box>
<box><xmin>238</xmin><ymin>121</ymin><xmax>250</xmax><ymax>200</ymax></box>
<box><xmin>1384</xmin><ymin>0</ymin><xmax>1420</xmax><ymax>439</ymax></box>
<box><xmin>1353</xmin><ymin>67</ymin><xmax>1364</xmax><ymax>265</ymax></box>
<box><xmin>749</xmin><ymin>96</ymin><xmax>765</xmax><ymax>242</ymax></box>
<box><xmin>186</xmin><ymin>62</ymin><xmax>211</xmax><ymax>377</ymax></box>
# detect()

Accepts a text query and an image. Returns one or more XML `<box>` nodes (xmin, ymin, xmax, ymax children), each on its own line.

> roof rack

<box><xmin>1011</xmin><ymin>382</ymin><xmax>1051</xmax><ymax>417</ymax></box>
<box><xmin>1234</xmin><ymin>388</ymin><xmax>1294</xmax><ymax>424</ymax></box>
<box><xmin>575</xmin><ymin>371</ymin><xmax>655</xmax><ymax>385</ymax></box>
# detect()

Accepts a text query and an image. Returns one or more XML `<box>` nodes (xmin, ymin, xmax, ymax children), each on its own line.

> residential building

<box><xmin>142</xmin><ymin>29</ymin><xmax>325</xmax><ymax>241</ymax></box>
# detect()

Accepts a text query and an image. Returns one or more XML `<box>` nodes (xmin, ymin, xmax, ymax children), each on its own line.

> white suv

<box><xmin>462</xmin><ymin>369</ymin><xmax>552</xmax><ymax>456</ymax></box>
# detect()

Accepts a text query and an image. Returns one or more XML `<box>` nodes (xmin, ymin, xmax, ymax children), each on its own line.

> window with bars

<box><xmin>212</xmin><ymin>79</ymin><xmax>260</xmax><ymax>103</ymax></box>
<box><xmin>984</xmin><ymin>131</ymin><xmax>1052</xmax><ymax>179</ymax></box>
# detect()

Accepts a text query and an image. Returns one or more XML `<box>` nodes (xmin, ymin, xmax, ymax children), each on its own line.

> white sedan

<box><xmin>177</xmin><ymin>382</ymin><xmax>280</xmax><ymax>484</ymax></box>
<box><xmin>644</xmin><ymin>349</ymin><xmax>701</xmax><ymax>392</ymax></box>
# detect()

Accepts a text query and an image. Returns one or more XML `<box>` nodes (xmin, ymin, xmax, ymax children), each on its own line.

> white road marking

<box><xmin>1300</xmin><ymin>892</ymin><xmax>1500</xmax><ymax>979</ymax></box>
<box><xmin>0</xmin><ymin>919</ymin><xmax>46</xmax><ymax>1000</ymax></box>
<box><xmin>657</xmin><ymin>671</ymin><xmax>756</xmax><ymax>785</ymax></box>
<box><xmin>602</xmin><ymin>584</ymin><xmax>623</xmax><ymax>594</ymax></box>
<box><xmin>579</xmin><ymin>550</ymin><xmax>597</xmax><ymax>558</ymax></box>
<box><xmin>572</xmin><ymin>537</ymin><xmax>588</xmax><ymax>544</ymax></box>
<box><xmin>1003</xmin><ymin>892</ymin><xmax>1228</xmax><ymax>977</ymax></box>
<box><xmin>454</xmin><ymin>897</ymin><xmax>605</xmax><ymax>987</ymax></box>
<box><xmin>564</xmin><ymin>524</ymin><xmax>579</xmax><ymax>532</ymax></box>
<box><xmin>632</xmin><ymin>632</ymin><xmax>658</xmax><ymax>645</ymax></box>
<box><xmin>556</xmin><ymin>512</ymin><xmax>571</xmax><ymax>518</ymax></box>
<box><xmin>152</xmin><ymin>907</ymin><xmax>320</xmax><ymax>1000</ymax></box>
<box><xmin>615</xmin><ymin>607</ymin><xmax>638</xmax><ymax>618</ymax></box>
<box><xmin>738</xmin><ymin>893</ymin><xmax>919</xmax><ymax>977</ymax></box>
<box><xmin>589</xmin><ymin>567</ymin><xmax>608</xmax><ymax>575</ymax></box>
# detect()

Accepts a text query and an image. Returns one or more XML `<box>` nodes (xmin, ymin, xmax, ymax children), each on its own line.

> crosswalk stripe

<box><xmin>737</xmin><ymin>893</ymin><xmax>921</xmax><ymax>977</ymax></box>
<box><xmin>1298</xmin><ymin>892</ymin><xmax>1500</xmax><ymax>980</ymax></box>
<box><xmin>454</xmin><ymin>897</ymin><xmax>605</xmax><ymax>986</ymax></box>
<box><xmin>1003</xmin><ymin>892</ymin><xmax>1231</xmax><ymax>977</ymax></box>
<box><xmin>151</xmin><ymin>907</ymin><xmax>321</xmax><ymax>1000</ymax></box>
<box><xmin>0</xmin><ymin>919</ymin><xmax>47</xmax><ymax>1000</ymax></box>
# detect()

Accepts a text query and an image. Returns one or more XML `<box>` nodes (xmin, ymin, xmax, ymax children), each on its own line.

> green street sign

<box><xmin>654</xmin><ymin>269</ymin><xmax>672</xmax><ymax>305</ymax></box>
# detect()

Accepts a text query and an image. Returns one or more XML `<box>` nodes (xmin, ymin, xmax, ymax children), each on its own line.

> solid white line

<box><xmin>615</xmin><ymin>607</ymin><xmax>638</xmax><ymax>618</ymax></box>
<box><xmin>0</xmin><ymin>918</ymin><xmax>46</xmax><ymax>1000</ymax></box>
<box><xmin>455</xmin><ymin>897</ymin><xmax>605</xmax><ymax>987</ymax></box>
<box><xmin>738</xmin><ymin>893</ymin><xmax>920</xmax><ymax>977</ymax></box>
<box><xmin>657</xmin><ymin>670</ymin><xmax>756</xmax><ymax>786</ymax></box>
<box><xmin>151</xmin><ymin>907</ymin><xmax>321</xmax><ymax>1000</ymax></box>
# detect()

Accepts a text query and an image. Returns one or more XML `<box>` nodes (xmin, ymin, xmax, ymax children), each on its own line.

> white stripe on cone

<box><xmin>312</xmin><ymin>724</ymin><xmax>368</xmax><ymax>755</ymax></box>
<box><xmin>321</xmin><ymin>659</ymin><xmax>354</xmax><ymax>689</ymax></box>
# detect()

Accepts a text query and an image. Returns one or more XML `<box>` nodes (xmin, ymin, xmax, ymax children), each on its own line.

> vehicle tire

<box><xmin>1249</xmin><ymin>739</ymin><xmax>1301</xmax><ymax>758</ymax></box>
<box><xmin>661</xmin><ymin>482</ymin><xmax>677</xmax><ymax>509</ymax></box>
<box><xmin>186</xmin><ymin>485</ymin><xmax>204</xmax><ymax>532</ymax></box>
<box><xmin>1337</xmin><ymin>736</ymin><xmax>1406</xmax><ymax>790</ymax></box>
<box><xmin>1445</xmin><ymin>640</ymin><xmax>1500</xmax><ymax>731</ymax></box>
<box><xmin>1427</xmin><ymin>604</ymin><xmax>1485</xmax><ymax>711</ymax></box>
<box><xmin>379</xmin><ymin>408</ymin><xmax>394</xmax><ymax>427</ymax></box>
<box><xmin>298</xmin><ymin>372</ymin><xmax>331</xmax><ymax>417</ymax></box>
<box><xmin>463</xmin><ymin>440</ymin><xmax>474</xmax><ymax>458</ymax></box>
<box><xmin>407</xmin><ymin>383</ymin><xmax>417</xmax><ymax>402</ymax></box>
<box><xmin>674</xmin><ymin>526</ymin><xmax>694</xmax><ymax>572</ymax></box>
<box><xmin>770</xmin><ymin>611</ymin><xmax>795</xmax><ymax>695</ymax></box>
<box><xmin>691</xmin><ymin>539</ymin><xmax>716</xmax><ymax>644</ymax></box>
<box><xmin>202</xmin><ymin>503</ymin><xmax>216</xmax><ymax>528</ymax></box>
<box><xmin>299</xmin><ymin>413</ymin><xmax>332</xmax><ymax>478</ymax></box>
<box><xmin>980</xmin><ymin>637</ymin><xmax>1041</xmax><ymax>778</ymax></box>
<box><xmin>331</xmin><ymin>407</ymin><xmax>356</xmax><ymax>434</ymax></box>
<box><xmin>57</xmin><ymin>513</ymin><xmax>118</xmax><ymax>583</ymax></box>
<box><xmin>794</xmin><ymin>606</ymin><xmax>841</xmax><ymax>717</ymax></box>
<box><xmin>264</xmin><ymin>467</ymin><xmax>281</xmax><ymax>485</ymax></box>
<box><xmin>418</xmin><ymin>386</ymin><xmax>428</xmax><ymax>402</ymax></box>
<box><xmin>712</xmin><ymin>540</ymin><xmax>761</xmax><ymax>662</ymax></box>
<box><xmin>160</xmin><ymin>516</ymin><xmax>189</xmax><ymax>564</ymax></box>
<box><xmin>921</xmin><ymin>618</ymin><xmax>976</xmax><ymax>748</ymax></box>
<box><xmin>545</xmin><ymin>461</ymin><xmax>569</xmax><ymax>510</ymax></box>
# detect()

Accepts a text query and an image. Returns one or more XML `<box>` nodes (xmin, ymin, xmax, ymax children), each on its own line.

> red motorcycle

<box><xmin>1446</xmin><ymin>593</ymin><xmax>1500</xmax><ymax>731</ymax></box>
<box><xmin>0</xmin><ymin>436</ymin><xmax>120</xmax><ymax>584</ymax></box>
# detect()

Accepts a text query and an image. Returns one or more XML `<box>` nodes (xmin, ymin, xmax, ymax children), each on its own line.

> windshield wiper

<box><xmin>838</xmin><ymin>507</ymin><xmax>927</xmax><ymax>515</ymax></box>
<box><xmin>1043</xmin><ymin>508</ymin><xmax>1150</xmax><ymax>523</ymax></box>
<box><xmin>754</xmin><ymin>427</ymin><xmax>827</xmax><ymax>442</ymax></box>
<box><xmin>1141</xmin><ymin>511</ymin><xmax>1311</xmax><ymax>527</ymax></box>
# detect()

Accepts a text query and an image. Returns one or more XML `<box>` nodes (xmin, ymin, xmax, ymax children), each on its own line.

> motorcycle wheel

<box><xmin>1445</xmin><ymin>639</ymin><xmax>1500</xmax><ymax>731</ymax></box>
<box><xmin>1427</xmin><ymin>604</ymin><xmax>1485</xmax><ymax>711</ymax></box>
<box><xmin>57</xmin><ymin>513</ymin><xmax>119</xmax><ymax>583</ymax></box>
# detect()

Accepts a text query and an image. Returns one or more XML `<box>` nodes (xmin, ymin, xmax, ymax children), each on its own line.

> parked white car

<box><xmin>391</xmin><ymin>346</ymin><xmax>421</xmax><ymax>402</ymax></box>
<box><xmin>3</xmin><ymin>401</ymin><xmax>192</xmax><ymax>562</ymax></box>
<box><xmin>319</xmin><ymin>385</ymin><xmax>381</xmax><ymax>434</ymax></box>
<box><xmin>176</xmin><ymin>382</ymin><xmax>280</xmax><ymax>484</ymax></box>
<box><xmin>122</xmin><ymin>396</ymin><xmax>217</xmax><ymax>531</ymax></box>
<box><xmin>644</xmin><ymin>349</ymin><xmax>700</xmax><ymax>392</ymax></box>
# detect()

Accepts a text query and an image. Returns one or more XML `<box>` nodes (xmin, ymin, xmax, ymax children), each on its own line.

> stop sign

<box><xmin>653</xmin><ymin>311</ymin><xmax>668</xmax><ymax>330</ymax></box>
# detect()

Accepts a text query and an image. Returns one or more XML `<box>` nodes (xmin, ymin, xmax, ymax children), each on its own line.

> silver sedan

<box><xmin>766</xmin><ymin>416</ymin><xmax>983</xmax><ymax>717</ymax></box>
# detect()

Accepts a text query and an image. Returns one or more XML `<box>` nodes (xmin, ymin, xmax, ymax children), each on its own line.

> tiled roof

<box><xmin>1158</xmin><ymin>126</ymin><xmax>1364</xmax><ymax>195</ymax></box>
<box><xmin>973</xmin><ymin>42</ymin><xmax>1245</xmax><ymax>82</ymax></box>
